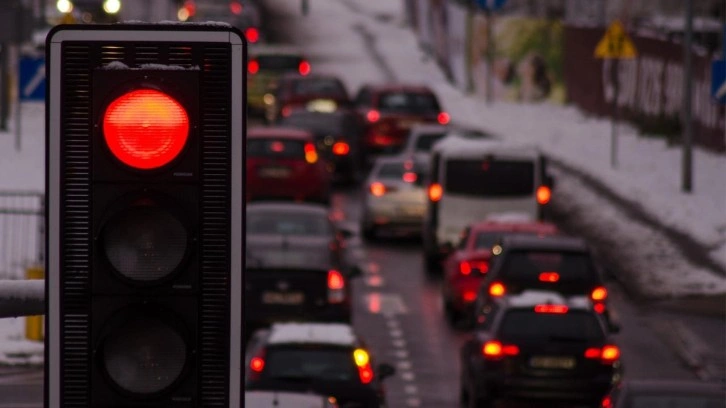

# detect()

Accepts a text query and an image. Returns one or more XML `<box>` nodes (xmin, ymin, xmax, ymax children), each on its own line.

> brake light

<box><xmin>534</xmin><ymin>304</ymin><xmax>568</xmax><ymax>314</ymax></box>
<box><xmin>591</xmin><ymin>286</ymin><xmax>608</xmax><ymax>301</ymax></box>
<box><xmin>482</xmin><ymin>340</ymin><xmax>519</xmax><ymax>359</ymax></box>
<box><xmin>248</xmin><ymin>59</ymin><xmax>259</xmax><ymax>74</ymax></box>
<box><xmin>327</xmin><ymin>270</ymin><xmax>345</xmax><ymax>303</ymax></box>
<box><xmin>270</xmin><ymin>141</ymin><xmax>285</xmax><ymax>152</ymax></box>
<box><xmin>538</xmin><ymin>271</ymin><xmax>560</xmax><ymax>282</ymax></box>
<box><xmin>593</xmin><ymin>303</ymin><xmax>606</xmax><ymax>314</ymax></box>
<box><xmin>353</xmin><ymin>348</ymin><xmax>374</xmax><ymax>384</ymax></box>
<box><xmin>402</xmin><ymin>172</ymin><xmax>417</xmax><ymax>183</ymax></box>
<box><xmin>489</xmin><ymin>282</ymin><xmax>505</xmax><ymax>297</ymax></box>
<box><xmin>459</xmin><ymin>260</ymin><xmax>489</xmax><ymax>276</ymax></box>
<box><xmin>369</xmin><ymin>182</ymin><xmax>386</xmax><ymax>197</ymax></box>
<box><xmin>585</xmin><ymin>345</ymin><xmax>620</xmax><ymax>364</ymax></box>
<box><xmin>332</xmin><ymin>141</ymin><xmax>350</xmax><ymax>155</ymax></box>
<box><xmin>437</xmin><ymin>112</ymin><xmax>450</xmax><ymax>125</ymax></box>
<box><xmin>536</xmin><ymin>185</ymin><xmax>552</xmax><ymax>205</ymax></box>
<box><xmin>298</xmin><ymin>60</ymin><xmax>311</xmax><ymax>76</ymax></box>
<box><xmin>366</xmin><ymin>109</ymin><xmax>380</xmax><ymax>123</ymax></box>
<box><xmin>281</xmin><ymin>106</ymin><xmax>292</xmax><ymax>117</ymax></box>
<box><xmin>245</xmin><ymin>27</ymin><xmax>259</xmax><ymax>43</ymax></box>
<box><xmin>463</xmin><ymin>291</ymin><xmax>477</xmax><ymax>302</ymax></box>
<box><xmin>250</xmin><ymin>357</ymin><xmax>264</xmax><ymax>372</ymax></box>
<box><xmin>428</xmin><ymin>183</ymin><xmax>442</xmax><ymax>202</ymax></box>
<box><xmin>304</xmin><ymin>143</ymin><xmax>318</xmax><ymax>164</ymax></box>
<box><xmin>601</xmin><ymin>396</ymin><xmax>613</xmax><ymax>408</ymax></box>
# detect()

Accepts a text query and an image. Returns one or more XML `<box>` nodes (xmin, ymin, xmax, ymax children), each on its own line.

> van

<box><xmin>422</xmin><ymin>134</ymin><xmax>554</xmax><ymax>272</ymax></box>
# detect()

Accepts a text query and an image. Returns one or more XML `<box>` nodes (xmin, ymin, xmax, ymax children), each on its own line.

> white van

<box><xmin>422</xmin><ymin>134</ymin><xmax>554</xmax><ymax>272</ymax></box>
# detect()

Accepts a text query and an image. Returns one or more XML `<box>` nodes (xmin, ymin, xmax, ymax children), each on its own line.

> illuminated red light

<box><xmin>601</xmin><ymin>396</ymin><xmax>613</xmax><ymax>408</ymax></box>
<box><xmin>245</xmin><ymin>27</ymin><xmax>259</xmax><ymax>43</ymax></box>
<box><xmin>539</xmin><ymin>271</ymin><xmax>560</xmax><ymax>282</ymax></box>
<box><xmin>230</xmin><ymin>1</ymin><xmax>243</xmax><ymax>15</ymax></box>
<box><xmin>593</xmin><ymin>303</ymin><xmax>606</xmax><ymax>314</ymax></box>
<box><xmin>327</xmin><ymin>270</ymin><xmax>345</xmax><ymax>290</ymax></box>
<box><xmin>459</xmin><ymin>261</ymin><xmax>472</xmax><ymax>276</ymax></box>
<box><xmin>482</xmin><ymin>340</ymin><xmax>519</xmax><ymax>358</ymax></box>
<box><xmin>489</xmin><ymin>282</ymin><xmax>505</xmax><ymax>297</ymax></box>
<box><xmin>585</xmin><ymin>345</ymin><xmax>620</xmax><ymax>363</ymax></box>
<box><xmin>103</xmin><ymin>89</ymin><xmax>189</xmax><ymax>170</ymax></box>
<box><xmin>248</xmin><ymin>60</ymin><xmax>259</xmax><ymax>74</ymax></box>
<box><xmin>366</xmin><ymin>109</ymin><xmax>380</xmax><ymax>123</ymax></box>
<box><xmin>250</xmin><ymin>357</ymin><xmax>264</xmax><ymax>372</ymax></box>
<box><xmin>402</xmin><ymin>172</ymin><xmax>417</xmax><ymax>183</ymax></box>
<box><xmin>281</xmin><ymin>106</ymin><xmax>292</xmax><ymax>117</ymax></box>
<box><xmin>270</xmin><ymin>141</ymin><xmax>285</xmax><ymax>152</ymax></box>
<box><xmin>332</xmin><ymin>142</ymin><xmax>350</xmax><ymax>155</ymax></box>
<box><xmin>463</xmin><ymin>291</ymin><xmax>477</xmax><ymax>302</ymax></box>
<box><xmin>591</xmin><ymin>286</ymin><xmax>608</xmax><ymax>301</ymax></box>
<box><xmin>534</xmin><ymin>304</ymin><xmax>568</xmax><ymax>314</ymax></box>
<box><xmin>298</xmin><ymin>60</ymin><xmax>311</xmax><ymax>76</ymax></box>
<box><xmin>428</xmin><ymin>183</ymin><xmax>443</xmax><ymax>202</ymax></box>
<box><xmin>370</xmin><ymin>182</ymin><xmax>386</xmax><ymax>197</ymax></box>
<box><xmin>537</xmin><ymin>185</ymin><xmax>552</xmax><ymax>205</ymax></box>
<box><xmin>437</xmin><ymin>112</ymin><xmax>450</xmax><ymax>125</ymax></box>
<box><xmin>304</xmin><ymin>142</ymin><xmax>318</xmax><ymax>164</ymax></box>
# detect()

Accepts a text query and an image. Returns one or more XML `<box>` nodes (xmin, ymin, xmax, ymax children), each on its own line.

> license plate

<box><xmin>261</xmin><ymin>291</ymin><xmax>305</xmax><ymax>305</ymax></box>
<box><xmin>258</xmin><ymin>166</ymin><xmax>291</xmax><ymax>178</ymax></box>
<box><xmin>529</xmin><ymin>356</ymin><xmax>576</xmax><ymax>369</ymax></box>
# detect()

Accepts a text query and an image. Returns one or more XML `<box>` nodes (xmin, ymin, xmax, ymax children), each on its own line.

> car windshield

<box><xmin>293</xmin><ymin>79</ymin><xmax>346</xmax><ymax>96</ymax></box>
<box><xmin>246</xmin><ymin>211</ymin><xmax>331</xmax><ymax>236</ymax></box>
<box><xmin>378</xmin><ymin>91</ymin><xmax>440</xmax><ymax>114</ymax></box>
<box><xmin>414</xmin><ymin>133</ymin><xmax>447</xmax><ymax>152</ymax></box>
<box><xmin>247</xmin><ymin>138</ymin><xmax>307</xmax><ymax>159</ymax></box>
<box><xmin>474</xmin><ymin>232</ymin><xmax>501</xmax><ymax>250</ymax></box>
<box><xmin>376</xmin><ymin>162</ymin><xmax>427</xmax><ymax>182</ymax></box>
<box><xmin>500</xmin><ymin>250</ymin><xmax>597</xmax><ymax>286</ymax></box>
<box><xmin>445</xmin><ymin>159</ymin><xmax>535</xmax><ymax>197</ymax></box>
<box><xmin>262</xmin><ymin>346</ymin><xmax>359</xmax><ymax>382</ymax></box>
<box><xmin>628</xmin><ymin>394</ymin><xmax>725</xmax><ymax>408</ymax></box>
<box><xmin>278</xmin><ymin>113</ymin><xmax>353</xmax><ymax>136</ymax></box>
<box><xmin>499</xmin><ymin>310</ymin><xmax>604</xmax><ymax>342</ymax></box>
<box><xmin>256</xmin><ymin>55</ymin><xmax>303</xmax><ymax>72</ymax></box>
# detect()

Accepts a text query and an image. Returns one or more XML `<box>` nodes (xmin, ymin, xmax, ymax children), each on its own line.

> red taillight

<box><xmin>281</xmin><ymin>106</ymin><xmax>292</xmax><ymax>117</ymax></box>
<box><xmin>353</xmin><ymin>349</ymin><xmax>373</xmax><ymax>384</ymax></box>
<box><xmin>250</xmin><ymin>356</ymin><xmax>265</xmax><ymax>372</ymax></box>
<box><xmin>537</xmin><ymin>185</ymin><xmax>552</xmax><ymax>205</ymax></box>
<box><xmin>332</xmin><ymin>142</ymin><xmax>350</xmax><ymax>155</ymax></box>
<box><xmin>328</xmin><ymin>270</ymin><xmax>345</xmax><ymax>304</ymax></box>
<box><xmin>593</xmin><ymin>303</ymin><xmax>606</xmax><ymax>314</ymax></box>
<box><xmin>230</xmin><ymin>1</ymin><xmax>243</xmax><ymax>14</ymax></box>
<box><xmin>245</xmin><ymin>27</ymin><xmax>259</xmax><ymax>43</ymax></box>
<box><xmin>270</xmin><ymin>141</ymin><xmax>285</xmax><ymax>152</ymax></box>
<box><xmin>459</xmin><ymin>261</ymin><xmax>472</xmax><ymax>276</ymax></box>
<box><xmin>103</xmin><ymin>89</ymin><xmax>189</xmax><ymax>170</ymax></box>
<box><xmin>538</xmin><ymin>271</ymin><xmax>560</xmax><ymax>282</ymax></box>
<box><xmin>370</xmin><ymin>182</ymin><xmax>386</xmax><ymax>197</ymax></box>
<box><xmin>585</xmin><ymin>345</ymin><xmax>620</xmax><ymax>364</ymax></box>
<box><xmin>366</xmin><ymin>110</ymin><xmax>380</xmax><ymax>123</ymax></box>
<box><xmin>534</xmin><ymin>304</ymin><xmax>568</xmax><ymax>314</ymax></box>
<box><xmin>298</xmin><ymin>60</ymin><xmax>311</xmax><ymax>76</ymax></box>
<box><xmin>482</xmin><ymin>340</ymin><xmax>519</xmax><ymax>359</ymax></box>
<box><xmin>463</xmin><ymin>291</ymin><xmax>477</xmax><ymax>302</ymax></box>
<box><xmin>437</xmin><ymin>112</ymin><xmax>450</xmax><ymax>125</ymax></box>
<box><xmin>248</xmin><ymin>59</ymin><xmax>259</xmax><ymax>74</ymax></box>
<box><xmin>591</xmin><ymin>286</ymin><xmax>608</xmax><ymax>301</ymax></box>
<box><xmin>428</xmin><ymin>183</ymin><xmax>443</xmax><ymax>202</ymax></box>
<box><xmin>304</xmin><ymin>142</ymin><xmax>318</xmax><ymax>164</ymax></box>
<box><xmin>402</xmin><ymin>172</ymin><xmax>417</xmax><ymax>183</ymax></box>
<box><xmin>489</xmin><ymin>282</ymin><xmax>505</xmax><ymax>297</ymax></box>
<box><xmin>459</xmin><ymin>260</ymin><xmax>488</xmax><ymax>276</ymax></box>
<box><xmin>601</xmin><ymin>396</ymin><xmax>613</xmax><ymax>408</ymax></box>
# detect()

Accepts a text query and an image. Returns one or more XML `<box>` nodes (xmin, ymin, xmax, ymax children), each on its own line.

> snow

<box><xmin>507</xmin><ymin>290</ymin><xmax>592</xmax><ymax>310</ymax></box>
<box><xmin>102</xmin><ymin>61</ymin><xmax>200</xmax><ymax>70</ymax></box>
<box><xmin>267</xmin><ymin>322</ymin><xmax>356</xmax><ymax>346</ymax></box>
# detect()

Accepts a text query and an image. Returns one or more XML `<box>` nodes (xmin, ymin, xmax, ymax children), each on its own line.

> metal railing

<box><xmin>0</xmin><ymin>279</ymin><xmax>44</xmax><ymax>318</ymax></box>
<box><xmin>0</xmin><ymin>191</ymin><xmax>44</xmax><ymax>279</ymax></box>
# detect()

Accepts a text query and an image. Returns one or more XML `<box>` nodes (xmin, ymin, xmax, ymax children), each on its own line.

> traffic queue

<box><xmin>243</xmin><ymin>44</ymin><xmax>633</xmax><ymax>408</ymax></box>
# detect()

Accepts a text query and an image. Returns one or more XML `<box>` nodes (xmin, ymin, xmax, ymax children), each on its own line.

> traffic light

<box><xmin>45</xmin><ymin>24</ymin><xmax>245</xmax><ymax>407</ymax></box>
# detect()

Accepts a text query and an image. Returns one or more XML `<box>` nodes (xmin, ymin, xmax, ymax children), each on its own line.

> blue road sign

<box><xmin>19</xmin><ymin>56</ymin><xmax>45</xmax><ymax>101</ymax></box>
<box><xmin>711</xmin><ymin>60</ymin><xmax>726</xmax><ymax>105</ymax></box>
<box><xmin>475</xmin><ymin>0</ymin><xmax>507</xmax><ymax>12</ymax></box>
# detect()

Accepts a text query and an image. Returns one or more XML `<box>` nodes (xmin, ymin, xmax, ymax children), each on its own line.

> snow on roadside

<box><xmin>0</xmin><ymin>317</ymin><xmax>44</xmax><ymax>366</ymax></box>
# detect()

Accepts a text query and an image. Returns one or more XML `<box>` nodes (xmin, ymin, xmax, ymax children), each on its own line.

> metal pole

<box><xmin>0</xmin><ymin>44</ymin><xmax>8</xmax><ymax>131</ymax></box>
<box><xmin>485</xmin><ymin>8</ymin><xmax>493</xmax><ymax>104</ymax></box>
<box><xmin>611</xmin><ymin>59</ymin><xmax>619</xmax><ymax>168</ymax></box>
<box><xmin>682</xmin><ymin>0</ymin><xmax>693</xmax><ymax>193</ymax></box>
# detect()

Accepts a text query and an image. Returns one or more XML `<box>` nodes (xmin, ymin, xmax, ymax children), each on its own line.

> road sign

<box><xmin>594</xmin><ymin>20</ymin><xmax>638</xmax><ymax>59</ymax></box>
<box><xmin>711</xmin><ymin>60</ymin><xmax>726</xmax><ymax>105</ymax></box>
<box><xmin>18</xmin><ymin>56</ymin><xmax>45</xmax><ymax>101</ymax></box>
<box><xmin>474</xmin><ymin>0</ymin><xmax>507</xmax><ymax>12</ymax></box>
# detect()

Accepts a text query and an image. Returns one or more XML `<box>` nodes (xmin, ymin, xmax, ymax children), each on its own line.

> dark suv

<box><xmin>460</xmin><ymin>290</ymin><xmax>622</xmax><ymax>407</ymax></box>
<box><xmin>245</xmin><ymin>322</ymin><xmax>396</xmax><ymax>408</ymax></box>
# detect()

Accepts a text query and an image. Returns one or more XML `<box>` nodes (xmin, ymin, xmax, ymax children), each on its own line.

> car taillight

<box><xmin>488</xmin><ymin>282</ymin><xmax>505</xmax><ymax>297</ymax></box>
<box><xmin>249</xmin><ymin>349</ymin><xmax>266</xmax><ymax>380</ymax></box>
<box><xmin>369</xmin><ymin>182</ymin><xmax>386</xmax><ymax>197</ymax></box>
<box><xmin>245</xmin><ymin>27</ymin><xmax>259</xmax><ymax>43</ymax></box>
<box><xmin>534</xmin><ymin>304</ymin><xmax>568</xmax><ymax>314</ymax></box>
<box><xmin>463</xmin><ymin>291</ymin><xmax>477</xmax><ymax>302</ymax></box>
<box><xmin>428</xmin><ymin>183</ymin><xmax>442</xmax><ymax>202</ymax></box>
<box><xmin>593</xmin><ymin>303</ymin><xmax>606</xmax><ymax>314</ymax></box>
<box><xmin>366</xmin><ymin>109</ymin><xmax>380</xmax><ymax>123</ymax></box>
<box><xmin>299</xmin><ymin>60</ymin><xmax>311</xmax><ymax>76</ymax></box>
<box><xmin>327</xmin><ymin>270</ymin><xmax>345</xmax><ymax>303</ymax></box>
<box><xmin>601</xmin><ymin>396</ymin><xmax>613</xmax><ymax>408</ymax></box>
<box><xmin>437</xmin><ymin>112</ymin><xmax>450</xmax><ymax>125</ymax></box>
<box><xmin>482</xmin><ymin>340</ymin><xmax>519</xmax><ymax>360</ymax></box>
<box><xmin>538</xmin><ymin>271</ymin><xmax>560</xmax><ymax>282</ymax></box>
<box><xmin>332</xmin><ymin>141</ymin><xmax>350</xmax><ymax>155</ymax></box>
<box><xmin>591</xmin><ymin>286</ymin><xmax>608</xmax><ymax>301</ymax></box>
<box><xmin>304</xmin><ymin>142</ymin><xmax>318</xmax><ymax>164</ymax></box>
<box><xmin>248</xmin><ymin>59</ymin><xmax>259</xmax><ymax>74</ymax></box>
<box><xmin>536</xmin><ymin>185</ymin><xmax>552</xmax><ymax>205</ymax></box>
<box><xmin>402</xmin><ymin>172</ymin><xmax>417</xmax><ymax>183</ymax></box>
<box><xmin>353</xmin><ymin>348</ymin><xmax>374</xmax><ymax>384</ymax></box>
<box><xmin>585</xmin><ymin>345</ymin><xmax>620</xmax><ymax>364</ymax></box>
<box><xmin>459</xmin><ymin>260</ymin><xmax>488</xmax><ymax>276</ymax></box>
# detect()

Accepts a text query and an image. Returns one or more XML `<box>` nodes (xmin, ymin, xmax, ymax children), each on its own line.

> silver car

<box><xmin>360</xmin><ymin>157</ymin><xmax>427</xmax><ymax>240</ymax></box>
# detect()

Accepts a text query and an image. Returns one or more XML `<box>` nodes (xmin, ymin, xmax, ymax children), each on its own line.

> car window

<box><xmin>255</xmin><ymin>55</ymin><xmax>303</xmax><ymax>72</ymax></box>
<box><xmin>261</xmin><ymin>346</ymin><xmax>359</xmax><ymax>382</ymax></box>
<box><xmin>247</xmin><ymin>138</ymin><xmax>307</xmax><ymax>159</ymax></box>
<box><xmin>246</xmin><ymin>211</ymin><xmax>332</xmax><ymax>236</ymax></box>
<box><xmin>499</xmin><ymin>310</ymin><xmax>604</xmax><ymax>341</ymax></box>
<box><xmin>376</xmin><ymin>162</ymin><xmax>427</xmax><ymax>181</ymax></box>
<box><xmin>628</xmin><ymin>394</ymin><xmax>725</xmax><ymax>408</ymax></box>
<box><xmin>444</xmin><ymin>159</ymin><xmax>535</xmax><ymax>197</ymax></box>
<box><xmin>500</xmin><ymin>250</ymin><xmax>597</xmax><ymax>285</ymax></box>
<box><xmin>377</xmin><ymin>91</ymin><xmax>441</xmax><ymax>114</ymax></box>
<box><xmin>355</xmin><ymin>88</ymin><xmax>371</xmax><ymax>107</ymax></box>
<box><xmin>474</xmin><ymin>232</ymin><xmax>501</xmax><ymax>250</ymax></box>
<box><xmin>414</xmin><ymin>133</ymin><xmax>447</xmax><ymax>152</ymax></box>
<box><xmin>278</xmin><ymin>113</ymin><xmax>346</xmax><ymax>136</ymax></box>
<box><xmin>292</xmin><ymin>78</ymin><xmax>347</xmax><ymax>97</ymax></box>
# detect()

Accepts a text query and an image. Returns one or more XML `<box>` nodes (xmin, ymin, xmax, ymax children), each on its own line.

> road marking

<box><xmin>397</xmin><ymin>360</ymin><xmax>412</xmax><ymax>370</ymax></box>
<box><xmin>393</xmin><ymin>349</ymin><xmax>408</xmax><ymax>359</ymax></box>
<box><xmin>406</xmin><ymin>398</ymin><xmax>421</xmax><ymax>407</ymax></box>
<box><xmin>389</xmin><ymin>328</ymin><xmax>403</xmax><ymax>338</ymax></box>
<box><xmin>386</xmin><ymin>318</ymin><xmax>399</xmax><ymax>329</ymax></box>
<box><xmin>392</xmin><ymin>338</ymin><xmax>407</xmax><ymax>348</ymax></box>
<box><xmin>401</xmin><ymin>371</ymin><xmax>415</xmax><ymax>381</ymax></box>
<box><xmin>366</xmin><ymin>275</ymin><xmax>384</xmax><ymax>287</ymax></box>
<box><xmin>404</xmin><ymin>385</ymin><xmax>418</xmax><ymax>394</ymax></box>
<box><xmin>364</xmin><ymin>293</ymin><xmax>408</xmax><ymax>316</ymax></box>
<box><xmin>367</xmin><ymin>262</ymin><xmax>380</xmax><ymax>274</ymax></box>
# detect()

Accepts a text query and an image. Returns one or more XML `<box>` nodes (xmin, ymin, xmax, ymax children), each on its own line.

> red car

<box><xmin>267</xmin><ymin>73</ymin><xmax>351</xmax><ymax>123</ymax></box>
<box><xmin>353</xmin><ymin>84</ymin><xmax>449</xmax><ymax>156</ymax></box>
<box><xmin>247</xmin><ymin>127</ymin><xmax>331</xmax><ymax>204</ymax></box>
<box><xmin>441</xmin><ymin>220</ymin><xmax>559</xmax><ymax>327</ymax></box>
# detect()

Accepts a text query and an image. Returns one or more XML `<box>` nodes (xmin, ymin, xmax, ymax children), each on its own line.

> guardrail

<box><xmin>0</xmin><ymin>279</ymin><xmax>44</xmax><ymax>318</ymax></box>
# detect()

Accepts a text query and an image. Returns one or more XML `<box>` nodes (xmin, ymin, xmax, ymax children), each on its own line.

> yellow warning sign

<box><xmin>594</xmin><ymin>20</ymin><xmax>638</xmax><ymax>59</ymax></box>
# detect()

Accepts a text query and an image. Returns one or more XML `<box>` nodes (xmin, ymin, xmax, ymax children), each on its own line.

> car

<box><xmin>247</xmin><ymin>127</ymin><xmax>331</xmax><ymax>204</ymax></box>
<box><xmin>248</xmin><ymin>46</ymin><xmax>310</xmax><ymax>117</ymax></box>
<box><xmin>245</xmin><ymin>322</ymin><xmax>396</xmax><ymax>408</ymax></box>
<box><xmin>188</xmin><ymin>0</ymin><xmax>260</xmax><ymax>42</ymax></box>
<box><xmin>474</xmin><ymin>234</ymin><xmax>613</xmax><ymax>326</ymax></box>
<box><xmin>245</xmin><ymin>390</ymin><xmax>339</xmax><ymax>408</ymax></box>
<box><xmin>399</xmin><ymin>123</ymin><xmax>451</xmax><ymax>166</ymax></box>
<box><xmin>422</xmin><ymin>135</ymin><xmax>554</xmax><ymax>273</ymax></box>
<box><xmin>245</xmin><ymin>202</ymin><xmax>360</xmax><ymax>334</ymax></box>
<box><xmin>441</xmin><ymin>219</ymin><xmax>559</xmax><ymax>327</ymax></box>
<box><xmin>360</xmin><ymin>156</ymin><xmax>428</xmax><ymax>240</ymax></box>
<box><xmin>266</xmin><ymin>73</ymin><xmax>351</xmax><ymax>123</ymax></box>
<box><xmin>601</xmin><ymin>379</ymin><xmax>726</xmax><ymax>408</ymax></box>
<box><xmin>460</xmin><ymin>290</ymin><xmax>622</xmax><ymax>408</ymax></box>
<box><xmin>276</xmin><ymin>108</ymin><xmax>365</xmax><ymax>184</ymax></box>
<box><xmin>353</xmin><ymin>84</ymin><xmax>449</xmax><ymax>156</ymax></box>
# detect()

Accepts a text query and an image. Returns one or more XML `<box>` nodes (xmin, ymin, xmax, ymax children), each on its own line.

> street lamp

<box><xmin>103</xmin><ymin>0</ymin><xmax>121</xmax><ymax>14</ymax></box>
<box><xmin>56</xmin><ymin>0</ymin><xmax>73</xmax><ymax>13</ymax></box>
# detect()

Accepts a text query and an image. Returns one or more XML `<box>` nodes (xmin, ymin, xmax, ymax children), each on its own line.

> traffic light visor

<box><xmin>103</xmin><ymin>89</ymin><xmax>189</xmax><ymax>170</ymax></box>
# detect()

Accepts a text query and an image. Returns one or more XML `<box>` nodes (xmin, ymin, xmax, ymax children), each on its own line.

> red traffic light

<box><xmin>103</xmin><ymin>89</ymin><xmax>189</xmax><ymax>170</ymax></box>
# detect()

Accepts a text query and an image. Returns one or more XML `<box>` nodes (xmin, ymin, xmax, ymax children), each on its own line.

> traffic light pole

<box><xmin>682</xmin><ymin>0</ymin><xmax>693</xmax><ymax>193</ymax></box>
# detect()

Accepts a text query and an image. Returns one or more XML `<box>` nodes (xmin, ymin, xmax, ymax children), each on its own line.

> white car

<box><xmin>245</xmin><ymin>391</ymin><xmax>339</xmax><ymax>408</ymax></box>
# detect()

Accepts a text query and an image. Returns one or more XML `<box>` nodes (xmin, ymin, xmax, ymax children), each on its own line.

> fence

<box><xmin>0</xmin><ymin>191</ymin><xmax>44</xmax><ymax>279</ymax></box>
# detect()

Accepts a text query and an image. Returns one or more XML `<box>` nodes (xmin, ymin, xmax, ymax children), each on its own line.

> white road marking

<box><xmin>401</xmin><ymin>371</ymin><xmax>415</xmax><ymax>381</ymax></box>
<box><xmin>394</xmin><ymin>349</ymin><xmax>409</xmax><ymax>359</ymax></box>
<box><xmin>364</xmin><ymin>293</ymin><xmax>409</xmax><ymax>316</ymax></box>
<box><xmin>366</xmin><ymin>274</ymin><xmax>384</xmax><ymax>287</ymax></box>
<box><xmin>406</xmin><ymin>398</ymin><xmax>421</xmax><ymax>407</ymax></box>
<box><xmin>397</xmin><ymin>360</ymin><xmax>412</xmax><ymax>370</ymax></box>
<box><xmin>392</xmin><ymin>338</ymin><xmax>407</xmax><ymax>348</ymax></box>
<box><xmin>386</xmin><ymin>318</ymin><xmax>399</xmax><ymax>329</ymax></box>
<box><xmin>389</xmin><ymin>328</ymin><xmax>403</xmax><ymax>338</ymax></box>
<box><xmin>404</xmin><ymin>385</ymin><xmax>418</xmax><ymax>394</ymax></box>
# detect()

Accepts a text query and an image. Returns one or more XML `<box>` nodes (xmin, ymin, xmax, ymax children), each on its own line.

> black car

<box><xmin>460</xmin><ymin>290</ymin><xmax>622</xmax><ymax>408</ymax></box>
<box><xmin>602</xmin><ymin>379</ymin><xmax>726</xmax><ymax>408</ymax></box>
<box><xmin>267</xmin><ymin>73</ymin><xmax>351</xmax><ymax>123</ymax></box>
<box><xmin>245</xmin><ymin>202</ymin><xmax>360</xmax><ymax>335</ymax></box>
<box><xmin>245</xmin><ymin>322</ymin><xmax>395</xmax><ymax>408</ymax></box>
<box><xmin>277</xmin><ymin>108</ymin><xmax>365</xmax><ymax>183</ymax></box>
<box><xmin>476</xmin><ymin>235</ymin><xmax>612</xmax><ymax>324</ymax></box>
